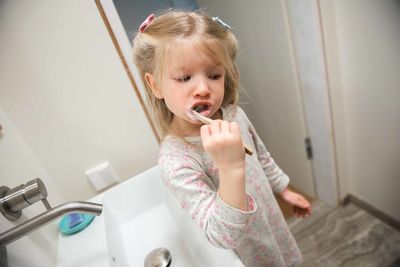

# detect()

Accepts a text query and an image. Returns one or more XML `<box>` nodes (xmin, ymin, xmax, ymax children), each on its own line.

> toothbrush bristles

<box><xmin>192</xmin><ymin>110</ymin><xmax>213</xmax><ymax>124</ymax></box>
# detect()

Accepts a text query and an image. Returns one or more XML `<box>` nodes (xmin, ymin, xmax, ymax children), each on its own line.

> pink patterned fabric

<box><xmin>159</xmin><ymin>105</ymin><xmax>302</xmax><ymax>266</ymax></box>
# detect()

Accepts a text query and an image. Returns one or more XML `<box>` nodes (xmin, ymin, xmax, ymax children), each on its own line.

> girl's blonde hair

<box><xmin>132</xmin><ymin>10</ymin><xmax>239</xmax><ymax>139</ymax></box>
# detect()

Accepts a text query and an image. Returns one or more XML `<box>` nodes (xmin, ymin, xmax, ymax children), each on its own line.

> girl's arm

<box><xmin>200</xmin><ymin>119</ymin><xmax>248</xmax><ymax>211</ymax></box>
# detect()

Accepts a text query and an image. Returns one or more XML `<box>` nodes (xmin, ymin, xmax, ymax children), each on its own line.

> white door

<box><xmin>197</xmin><ymin>0</ymin><xmax>315</xmax><ymax>197</ymax></box>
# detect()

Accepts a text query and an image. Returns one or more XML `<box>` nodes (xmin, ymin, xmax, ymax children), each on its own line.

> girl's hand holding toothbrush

<box><xmin>200</xmin><ymin>120</ymin><xmax>245</xmax><ymax>170</ymax></box>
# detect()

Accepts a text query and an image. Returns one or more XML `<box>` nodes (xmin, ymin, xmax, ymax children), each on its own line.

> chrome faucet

<box><xmin>0</xmin><ymin>179</ymin><xmax>103</xmax><ymax>246</ymax></box>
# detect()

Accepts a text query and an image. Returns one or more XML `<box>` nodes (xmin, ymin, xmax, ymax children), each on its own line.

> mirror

<box><xmin>0</xmin><ymin>1</ymin><xmax>159</xmax><ymax>266</ymax></box>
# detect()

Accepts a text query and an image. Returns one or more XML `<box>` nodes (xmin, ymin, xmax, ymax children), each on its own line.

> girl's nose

<box><xmin>193</xmin><ymin>77</ymin><xmax>210</xmax><ymax>98</ymax></box>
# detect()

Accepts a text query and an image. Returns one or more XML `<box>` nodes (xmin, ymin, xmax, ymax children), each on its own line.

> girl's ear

<box><xmin>144</xmin><ymin>73</ymin><xmax>163</xmax><ymax>99</ymax></box>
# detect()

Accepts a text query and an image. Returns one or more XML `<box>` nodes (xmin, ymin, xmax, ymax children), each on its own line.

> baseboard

<box><xmin>342</xmin><ymin>194</ymin><xmax>400</xmax><ymax>232</ymax></box>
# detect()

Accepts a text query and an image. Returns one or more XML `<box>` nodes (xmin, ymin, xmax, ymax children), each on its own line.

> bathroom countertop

<box><xmin>56</xmin><ymin>193</ymin><xmax>109</xmax><ymax>267</ymax></box>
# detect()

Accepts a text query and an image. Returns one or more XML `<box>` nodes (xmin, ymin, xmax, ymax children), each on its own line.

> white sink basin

<box><xmin>103</xmin><ymin>166</ymin><xmax>244</xmax><ymax>267</ymax></box>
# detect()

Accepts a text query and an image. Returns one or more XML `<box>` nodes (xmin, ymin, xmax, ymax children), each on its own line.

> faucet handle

<box><xmin>23</xmin><ymin>178</ymin><xmax>48</xmax><ymax>206</ymax></box>
<box><xmin>41</xmin><ymin>198</ymin><xmax>52</xmax><ymax>210</ymax></box>
<box><xmin>0</xmin><ymin>178</ymin><xmax>51</xmax><ymax>221</ymax></box>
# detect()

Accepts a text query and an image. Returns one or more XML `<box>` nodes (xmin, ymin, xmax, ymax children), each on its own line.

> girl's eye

<box><xmin>209</xmin><ymin>74</ymin><xmax>222</xmax><ymax>80</ymax></box>
<box><xmin>176</xmin><ymin>75</ymin><xmax>191</xmax><ymax>82</ymax></box>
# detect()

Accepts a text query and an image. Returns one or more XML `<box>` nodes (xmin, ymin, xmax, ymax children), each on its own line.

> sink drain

<box><xmin>144</xmin><ymin>248</ymin><xmax>171</xmax><ymax>267</ymax></box>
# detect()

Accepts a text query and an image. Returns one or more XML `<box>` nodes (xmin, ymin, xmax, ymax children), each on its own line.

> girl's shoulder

<box><xmin>158</xmin><ymin>135</ymin><xmax>204</xmax><ymax>171</ymax></box>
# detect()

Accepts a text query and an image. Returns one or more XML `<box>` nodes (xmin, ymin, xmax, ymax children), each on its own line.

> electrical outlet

<box><xmin>86</xmin><ymin>161</ymin><xmax>119</xmax><ymax>191</ymax></box>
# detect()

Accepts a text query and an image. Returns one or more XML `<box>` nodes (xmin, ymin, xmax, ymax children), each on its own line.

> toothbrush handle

<box><xmin>243</xmin><ymin>145</ymin><xmax>254</xmax><ymax>156</ymax></box>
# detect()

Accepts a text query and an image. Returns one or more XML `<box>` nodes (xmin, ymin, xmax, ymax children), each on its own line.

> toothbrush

<box><xmin>191</xmin><ymin>110</ymin><xmax>254</xmax><ymax>156</ymax></box>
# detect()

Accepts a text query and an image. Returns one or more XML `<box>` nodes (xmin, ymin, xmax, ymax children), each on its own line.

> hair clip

<box><xmin>212</xmin><ymin>16</ymin><xmax>231</xmax><ymax>30</ymax></box>
<box><xmin>139</xmin><ymin>14</ymin><xmax>155</xmax><ymax>33</ymax></box>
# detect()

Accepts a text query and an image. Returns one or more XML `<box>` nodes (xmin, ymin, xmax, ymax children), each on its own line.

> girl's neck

<box><xmin>169</xmin><ymin>109</ymin><xmax>223</xmax><ymax>137</ymax></box>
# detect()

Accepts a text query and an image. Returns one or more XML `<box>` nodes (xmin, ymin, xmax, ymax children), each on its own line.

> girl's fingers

<box><xmin>210</xmin><ymin>120</ymin><xmax>222</xmax><ymax>135</ymax></box>
<box><xmin>294</xmin><ymin>205</ymin><xmax>311</xmax><ymax>217</ymax></box>
<box><xmin>201</xmin><ymin>120</ymin><xmax>244</xmax><ymax>160</ymax></box>
<box><xmin>200</xmin><ymin>124</ymin><xmax>211</xmax><ymax>139</ymax></box>
<box><xmin>206</xmin><ymin>120</ymin><xmax>241</xmax><ymax>137</ymax></box>
<box><xmin>296</xmin><ymin>196</ymin><xmax>310</xmax><ymax>209</ymax></box>
<box><xmin>306</xmin><ymin>206</ymin><xmax>312</xmax><ymax>215</ymax></box>
<box><xmin>221</xmin><ymin>120</ymin><xmax>230</xmax><ymax>134</ymax></box>
<box><xmin>230</xmin><ymin>122</ymin><xmax>241</xmax><ymax>138</ymax></box>
<box><xmin>294</xmin><ymin>207</ymin><xmax>302</xmax><ymax>218</ymax></box>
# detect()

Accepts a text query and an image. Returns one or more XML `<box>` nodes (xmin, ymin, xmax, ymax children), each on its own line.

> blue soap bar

<box><xmin>68</xmin><ymin>213</ymin><xmax>84</xmax><ymax>228</ymax></box>
<box><xmin>58</xmin><ymin>213</ymin><xmax>95</xmax><ymax>235</ymax></box>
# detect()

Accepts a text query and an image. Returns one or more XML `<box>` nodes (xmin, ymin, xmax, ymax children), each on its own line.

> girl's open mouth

<box><xmin>186</xmin><ymin>102</ymin><xmax>212</xmax><ymax>121</ymax></box>
<box><xmin>191</xmin><ymin>102</ymin><xmax>212</xmax><ymax>117</ymax></box>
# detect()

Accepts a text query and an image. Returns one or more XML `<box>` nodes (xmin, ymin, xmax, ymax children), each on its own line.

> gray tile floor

<box><xmin>288</xmin><ymin>201</ymin><xmax>400</xmax><ymax>267</ymax></box>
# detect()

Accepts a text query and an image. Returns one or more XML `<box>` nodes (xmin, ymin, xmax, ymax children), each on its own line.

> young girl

<box><xmin>132</xmin><ymin>10</ymin><xmax>311</xmax><ymax>267</ymax></box>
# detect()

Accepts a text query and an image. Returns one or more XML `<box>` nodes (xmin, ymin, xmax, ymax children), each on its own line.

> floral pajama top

<box><xmin>159</xmin><ymin>105</ymin><xmax>302</xmax><ymax>267</ymax></box>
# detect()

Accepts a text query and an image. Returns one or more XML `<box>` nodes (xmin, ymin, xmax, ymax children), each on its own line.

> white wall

<box><xmin>0</xmin><ymin>0</ymin><xmax>159</xmax><ymax>265</ymax></box>
<box><xmin>323</xmin><ymin>0</ymin><xmax>400</xmax><ymax>221</ymax></box>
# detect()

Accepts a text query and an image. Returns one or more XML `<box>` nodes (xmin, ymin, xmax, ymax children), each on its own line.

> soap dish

<box><xmin>58</xmin><ymin>213</ymin><xmax>95</xmax><ymax>235</ymax></box>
